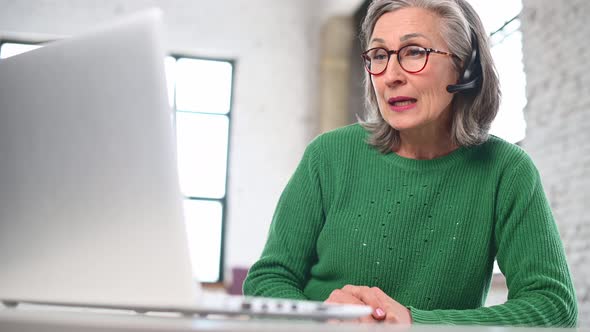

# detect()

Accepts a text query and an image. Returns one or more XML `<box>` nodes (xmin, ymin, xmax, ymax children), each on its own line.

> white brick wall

<box><xmin>520</xmin><ymin>0</ymin><xmax>590</xmax><ymax>326</ymax></box>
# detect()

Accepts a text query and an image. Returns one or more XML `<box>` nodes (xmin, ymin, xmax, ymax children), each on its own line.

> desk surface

<box><xmin>0</xmin><ymin>305</ymin><xmax>584</xmax><ymax>332</ymax></box>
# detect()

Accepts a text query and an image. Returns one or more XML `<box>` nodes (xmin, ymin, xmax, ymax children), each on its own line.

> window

<box><xmin>166</xmin><ymin>56</ymin><xmax>234</xmax><ymax>283</ymax></box>
<box><xmin>1</xmin><ymin>41</ymin><xmax>233</xmax><ymax>283</ymax></box>
<box><xmin>0</xmin><ymin>42</ymin><xmax>41</xmax><ymax>58</ymax></box>
<box><xmin>489</xmin><ymin>16</ymin><xmax>527</xmax><ymax>144</ymax></box>
<box><xmin>468</xmin><ymin>0</ymin><xmax>527</xmax><ymax>144</ymax></box>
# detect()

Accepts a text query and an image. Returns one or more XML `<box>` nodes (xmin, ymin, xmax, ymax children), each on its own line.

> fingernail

<box><xmin>375</xmin><ymin>308</ymin><xmax>385</xmax><ymax>317</ymax></box>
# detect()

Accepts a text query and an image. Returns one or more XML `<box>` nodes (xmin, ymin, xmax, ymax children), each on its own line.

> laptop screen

<box><xmin>0</xmin><ymin>8</ymin><xmax>200</xmax><ymax>308</ymax></box>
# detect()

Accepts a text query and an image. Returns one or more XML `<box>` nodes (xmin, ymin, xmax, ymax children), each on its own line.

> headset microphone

<box><xmin>446</xmin><ymin>77</ymin><xmax>481</xmax><ymax>94</ymax></box>
<box><xmin>446</xmin><ymin>30</ymin><xmax>482</xmax><ymax>94</ymax></box>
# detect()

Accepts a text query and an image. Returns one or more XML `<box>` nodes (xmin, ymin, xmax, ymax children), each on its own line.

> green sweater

<box><xmin>243</xmin><ymin>124</ymin><xmax>577</xmax><ymax>327</ymax></box>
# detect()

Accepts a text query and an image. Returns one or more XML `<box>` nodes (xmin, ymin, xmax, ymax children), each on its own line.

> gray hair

<box><xmin>359</xmin><ymin>0</ymin><xmax>501</xmax><ymax>153</ymax></box>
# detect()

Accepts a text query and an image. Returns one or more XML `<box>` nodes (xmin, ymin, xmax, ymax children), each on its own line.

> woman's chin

<box><xmin>385</xmin><ymin>121</ymin><xmax>417</xmax><ymax>132</ymax></box>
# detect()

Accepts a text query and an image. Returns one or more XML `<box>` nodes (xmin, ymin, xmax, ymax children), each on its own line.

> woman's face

<box><xmin>369</xmin><ymin>8</ymin><xmax>459</xmax><ymax>137</ymax></box>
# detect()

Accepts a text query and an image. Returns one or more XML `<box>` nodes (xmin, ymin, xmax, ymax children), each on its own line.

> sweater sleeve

<box><xmin>242</xmin><ymin>140</ymin><xmax>325</xmax><ymax>299</ymax></box>
<box><xmin>409</xmin><ymin>154</ymin><xmax>578</xmax><ymax>327</ymax></box>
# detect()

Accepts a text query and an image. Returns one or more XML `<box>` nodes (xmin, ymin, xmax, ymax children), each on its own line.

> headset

<box><xmin>446</xmin><ymin>30</ymin><xmax>482</xmax><ymax>94</ymax></box>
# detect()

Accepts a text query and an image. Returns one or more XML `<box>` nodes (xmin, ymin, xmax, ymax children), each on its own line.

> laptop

<box><xmin>0</xmin><ymin>8</ymin><xmax>371</xmax><ymax>320</ymax></box>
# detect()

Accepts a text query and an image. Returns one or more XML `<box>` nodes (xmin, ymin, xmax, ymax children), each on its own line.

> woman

<box><xmin>243</xmin><ymin>0</ymin><xmax>577</xmax><ymax>326</ymax></box>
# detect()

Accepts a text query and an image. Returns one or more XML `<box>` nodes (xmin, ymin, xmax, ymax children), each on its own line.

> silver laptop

<box><xmin>0</xmin><ymin>9</ymin><xmax>371</xmax><ymax>320</ymax></box>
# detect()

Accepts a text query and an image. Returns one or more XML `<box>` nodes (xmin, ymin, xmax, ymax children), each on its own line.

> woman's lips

<box><xmin>388</xmin><ymin>96</ymin><xmax>417</xmax><ymax>112</ymax></box>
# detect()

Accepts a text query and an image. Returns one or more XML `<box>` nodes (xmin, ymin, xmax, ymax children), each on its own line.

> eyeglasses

<box><xmin>361</xmin><ymin>45</ymin><xmax>457</xmax><ymax>75</ymax></box>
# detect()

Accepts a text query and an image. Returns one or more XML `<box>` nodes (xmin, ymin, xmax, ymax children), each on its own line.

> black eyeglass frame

<box><xmin>361</xmin><ymin>45</ymin><xmax>458</xmax><ymax>75</ymax></box>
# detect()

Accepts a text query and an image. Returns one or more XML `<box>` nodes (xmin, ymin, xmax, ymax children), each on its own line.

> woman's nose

<box><xmin>383</xmin><ymin>57</ymin><xmax>407</xmax><ymax>87</ymax></box>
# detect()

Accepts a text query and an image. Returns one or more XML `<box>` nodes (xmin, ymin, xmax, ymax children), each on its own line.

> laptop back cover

<box><xmin>0</xmin><ymin>8</ymin><xmax>200</xmax><ymax>308</ymax></box>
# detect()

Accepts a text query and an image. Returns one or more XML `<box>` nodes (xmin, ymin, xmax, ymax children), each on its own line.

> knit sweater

<box><xmin>242</xmin><ymin>124</ymin><xmax>577</xmax><ymax>327</ymax></box>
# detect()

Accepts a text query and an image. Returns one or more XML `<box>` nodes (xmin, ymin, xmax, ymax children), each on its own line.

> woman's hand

<box><xmin>325</xmin><ymin>285</ymin><xmax>412</xmax><ymax>324</ymax></box>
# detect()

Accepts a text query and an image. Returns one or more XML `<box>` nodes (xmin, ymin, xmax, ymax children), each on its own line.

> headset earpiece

<box><xmin>446</xmin><ymin>30</ymin><xmax>482</xmax><ymax>94</ymax></box>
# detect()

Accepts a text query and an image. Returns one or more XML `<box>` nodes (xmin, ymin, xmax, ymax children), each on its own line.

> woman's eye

<box><xmin>405</xmin><ymin>48</ymin><xmax>426</xmax><ymax>57</ymax></box>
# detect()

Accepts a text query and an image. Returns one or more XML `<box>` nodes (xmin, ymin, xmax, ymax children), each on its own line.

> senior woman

<box><xmin>243</xmin><ymin>0</ymin><xmax>577</xmax><ymax>326</ymax></box>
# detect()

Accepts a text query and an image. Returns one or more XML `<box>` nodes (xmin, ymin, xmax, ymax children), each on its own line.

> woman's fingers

<box><xmin>325</xmin><ymin>287</ymin><xmax>377</xmax><ymax>323</ymax></box>
<box><xmin>330</xmin><ymin>285</ymin><xmax>412</xmax><ymax>324</ymax></box>
<box><xmin>371</xmin><ymin>287</ymin><xmax>412</xmax><ymax>324</ymax></box>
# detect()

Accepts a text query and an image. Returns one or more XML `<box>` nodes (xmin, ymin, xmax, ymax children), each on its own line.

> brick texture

<box><xmin>520</xmin><ymin>0</ymin><xmax>590</xmax><ymax>326</ymax></box>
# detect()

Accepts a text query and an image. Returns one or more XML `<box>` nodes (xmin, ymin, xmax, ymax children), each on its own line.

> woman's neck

<box><xmin>394</xmin><ymin>130</ymin><xmax>458</xmax><ymax>160</ymax></box>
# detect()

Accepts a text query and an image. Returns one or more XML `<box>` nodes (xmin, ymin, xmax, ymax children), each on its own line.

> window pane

<box><xmin>176</xmin><ymin>58</ymin><xmax>232</xmax><ymax>114</ymax></box>
<box><xmin>0</xmin><ymin>43</ymin><xmax>42</xmax><ymax>59</ymax></box>
<box><xmin>164</xmin><ymin>56</ymin><xmax>176</xmax><ymax>108</ymax></box>
<box><xmin>490</xmin><ymin>29</ymin><xmax>527</xmax><ymax>143</ymax></box>
<box><xmin>183</xmin><ymin>199</ymin><xmax>222</xmax><ymax>283</ymax></box>
<box><xmin>176</xmin><ymin>112</ymin><xmax>229</xmax><ymax>198</ymax></box>
<box><xmin>468</xmin><ymin>0</ymin><xmax>526</xmax><ymax>144</ymax></box>
<box><xmin>466</xmin><ymin>0</ymin><xmax>521</xmax><ymax>34</ymax></box>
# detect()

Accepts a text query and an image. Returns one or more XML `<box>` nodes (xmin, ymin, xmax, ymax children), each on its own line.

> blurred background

<box><xmin>0</xmin><ymin>0</ymin><xmax>587</xmax><ymax>326</ymax></box>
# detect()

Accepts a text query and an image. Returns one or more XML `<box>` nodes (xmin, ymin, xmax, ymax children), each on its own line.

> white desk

<box><xmin>0</xmin><ymin>305</ymin><xmax>584</xmax><ymax>332</ymax></box>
